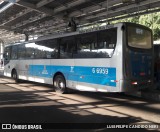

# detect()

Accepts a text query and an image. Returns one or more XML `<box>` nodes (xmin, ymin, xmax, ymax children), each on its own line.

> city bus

<box><xmin>3</xmin><ymin>22</ymin><xmax>153</xmax><ymax>93</ymax></box>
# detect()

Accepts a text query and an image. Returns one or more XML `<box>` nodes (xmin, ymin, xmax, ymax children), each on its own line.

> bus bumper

<box><xmin>119</xmin><ymin>79</ymin><xmax>153</xmax><ymax>92</ymax></box>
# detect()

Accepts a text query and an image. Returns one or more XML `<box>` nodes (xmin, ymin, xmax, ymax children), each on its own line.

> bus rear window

<box><xmin>127</xmin><ymin>26</ymin><xmax>152</xmax><ymax>49</ymax></box>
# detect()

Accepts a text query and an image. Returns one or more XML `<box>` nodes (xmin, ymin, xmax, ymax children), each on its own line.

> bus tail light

<box><xmin>140</xmin><ymin>72</ymin><xmax>145</xmax><ymax>76</ymax></box>
<box><xmin>132</xmin><ymin>82</ymin><xmax>137</xmax><ymax>85</ymax></box>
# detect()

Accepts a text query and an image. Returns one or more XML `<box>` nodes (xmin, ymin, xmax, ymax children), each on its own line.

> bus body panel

<box><xmin>18</xmin><ymin>60</ymin><xmax>32</xmax><ymax>80</ymax></box>
<box><xmin>74</xmin><ymin>59</ymin><xmax>118</xmax><ymax>92</ymax></box>
<box><xmin>4</xmin><ymin>61</ymin><xmax>13</xmax><ymax>77</ymax></box>
<box><xmin>28</xmin><ymin>59</ymin><xmax>49</xmax><ymax>84</ymax></box>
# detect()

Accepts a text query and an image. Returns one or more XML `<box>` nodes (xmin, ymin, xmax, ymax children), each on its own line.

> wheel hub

<box><xmin>59</xmin><ymin>81</ymin><xmax>64</xmax><ymax>88</ymax></box>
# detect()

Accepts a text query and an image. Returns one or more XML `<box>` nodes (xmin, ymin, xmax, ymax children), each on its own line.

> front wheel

<box><xmin>12</xmin><ymin>70</ymin><xmax>19</xmax><ymax>83</ymax></box>
<box><xmin>53</xmin><ymin>75</ymin><xmax>67</xmax><ymax>94</ymax></box>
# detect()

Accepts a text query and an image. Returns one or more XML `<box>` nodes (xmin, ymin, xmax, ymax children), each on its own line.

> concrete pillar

<box><xmin>0</xmin><ymin>39</ymin><xmax>4</xmax><ymax>68</ymax></box>
<box><xmin>68</xmin><ymin>17</ymin><xmax>77</xmax><ymax>32</ymax></box>
<box><xmin>25</xmin><ymin>33</ymin><xmax>29</xmax><ymax>41</ymax></box>
<box><xmin>0</xmin><ymin>39</ymin><xmax>4</xmax><ymax>60</ymax></box>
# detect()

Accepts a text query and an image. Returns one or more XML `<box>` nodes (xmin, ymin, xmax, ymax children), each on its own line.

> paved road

<box><xmin>0</xmin><ymin>75</ymin><xmax>160</xmax><ymax>131</ymax></box>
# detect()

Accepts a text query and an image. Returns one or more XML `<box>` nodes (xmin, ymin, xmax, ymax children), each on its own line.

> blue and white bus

<box><xmin>3</xmin><ymin>22</ymin><xmax>153</xmax><ymax>93</ymax></box>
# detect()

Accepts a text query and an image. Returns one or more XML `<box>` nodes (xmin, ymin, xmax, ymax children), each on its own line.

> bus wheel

<box><xmin>12</xmin><ymin>70</ymin><xmax>19</xmax><ymax>83</ymax></box>
<box><xmin>53</xmin><ymin>75</ymin><xmax>67</xmax><ymax>94</ymax></box>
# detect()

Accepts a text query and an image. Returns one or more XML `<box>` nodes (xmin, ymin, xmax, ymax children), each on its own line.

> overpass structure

<box><xmin>0</xmin><ymin>0</ymin><xmax>160</xmax><ymax>44</ymax></box>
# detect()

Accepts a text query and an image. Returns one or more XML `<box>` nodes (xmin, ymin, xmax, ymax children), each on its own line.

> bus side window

<box><xmin>18</xmin><ymin>44</ymin><xmax>26</xmax><ymax>59</ymax></box>
<box><xmin>76</xmin><ymin>33</ymin><xmax>97</xmax><ymax>58</ymax></box>
<box><xmin>11</xmin><ymin>45</ymin><xmax>18</xmax><ymax>60</ymax></box>
<box><xmin>60</xmin><ymin>37</ymin><xmax>75</xmax><ymax>59</ymax></box>
<box><xmin>25</xmin><ymin>44</ymin><xmax>35</xmax><ymax>59</ymax></box>
<box><xmin>34</xmin><ymin>48</ymin><xmax>46</xmax><ymax>59</ymax></box>
<box><xmin>4</xmin><ymin>46</ymin><xmax>11</xmax><ymax>65</ymax></box>
<box><xmin>36</xmin><ymin>39</ymin><xmax>59</xmax><ymax>59</ymax></box>
<box><xmin>97</xmin><ymin>28</ymin><xmax>117</xmax><ymax>58</ymax></box>
<box><xmin>45</xmin><ymin>39</ymin><xmax>59</xmax><ymax>59</ymax></box>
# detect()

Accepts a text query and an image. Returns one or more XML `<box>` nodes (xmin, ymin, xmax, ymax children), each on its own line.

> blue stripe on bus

<box><xmin>29</xmin><ymin>65</ymin><xmax>116</xmax><ymax>87</ymax></box>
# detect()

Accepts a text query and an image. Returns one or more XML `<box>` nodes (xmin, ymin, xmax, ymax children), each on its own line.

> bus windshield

<box><xmin>127</xmin><ymin>26</ymin><xmax>152</xmax><ymax>49</ymax></box>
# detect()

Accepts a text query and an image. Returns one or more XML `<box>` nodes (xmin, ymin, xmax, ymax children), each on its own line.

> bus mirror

<box><xmin>3</xmin><ymin>53</ymin><xmax>5</xmax><ymax>58</ymax></box>
<box><xmin>3</xmin><ymin>53</ymin><xmax>8</xmax><ymax>60</ymax></box>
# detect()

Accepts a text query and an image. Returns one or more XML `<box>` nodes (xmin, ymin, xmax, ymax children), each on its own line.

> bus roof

<box><xmin>5</xmin><ymin>22</ymin><xmax>151</xmax><ymax>46</ymax></box>
<box><xmin>32</xmin><ymin>23</ymin><xmax>120</xmax><ymax>42</ymax></box>
<box><xmin>34</xmin><ymin>22</ymin><xmax>151</xmax><ymax>42</ymax></box>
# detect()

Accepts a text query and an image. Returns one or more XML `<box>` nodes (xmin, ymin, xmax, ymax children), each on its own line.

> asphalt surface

<box><xmin>0</xmin><ymin>70</ymin><xmax>160</xmax><ymax>132</ymax></box>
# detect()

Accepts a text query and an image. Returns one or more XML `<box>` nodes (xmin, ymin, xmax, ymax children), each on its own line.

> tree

<box><xmin>111</xmin><ymin>12</ymin><xmax>160</xmax><ymax>40</ymax></box>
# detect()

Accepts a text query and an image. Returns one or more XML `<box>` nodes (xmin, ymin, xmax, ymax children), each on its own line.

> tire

<box><xmin>12</xmin><ymin>70</ymin><xmax>19</xmax><ymax>83</ymax></box>
<box><xmin>53</xmin><ymin>75</ymin><xmax>67</xmax><ymax>94</ymax></box>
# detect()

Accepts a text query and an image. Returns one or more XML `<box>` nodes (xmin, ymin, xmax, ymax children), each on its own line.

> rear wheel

<box><xmin>53</xmin><ymin>75</ymin><xmax>67</xmax><ymax>94</ymax></box>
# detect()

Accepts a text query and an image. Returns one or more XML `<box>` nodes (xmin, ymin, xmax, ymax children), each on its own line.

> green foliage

<box><xmin>111</xmin><ymin>12</ymin><xmax>160</xmax><ymax>40</ymax></box>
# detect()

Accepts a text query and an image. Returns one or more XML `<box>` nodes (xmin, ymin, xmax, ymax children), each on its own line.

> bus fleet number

<box><xmin>92</xmin><ymin>68</ymin><xmax>108</xmax><ymax>75</ymax></box>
